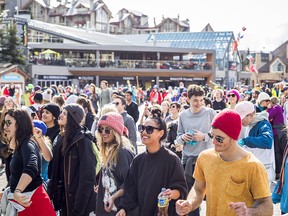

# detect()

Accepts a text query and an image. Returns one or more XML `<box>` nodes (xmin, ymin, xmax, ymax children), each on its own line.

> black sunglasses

<box><xmin>4</xmin><ymin>120</ymin><xmax>12</xmax><ymax>127</ymax></box>
<box><xmin>98</xmin><ymin>127</ymin><xmax>112</xmax><ymax>134</ymax></box>
<box><xmin>208</xmin><ymin>132</ymin><xmax>225</xmax><ymax>143</ymax></box>
<box><xmin>112</xmin><ymin>102</ymin><xmax>120</xmax><ymax>106</ymax></box>
<box><xmin>227</xmin><ymin>94</ymin><xmax>236</xmax><ymax>98</ymax></box>
<box><xmin>138</xmin><ymin>125</ymin><xmax>160</xmax><ymax>134</ymax></box>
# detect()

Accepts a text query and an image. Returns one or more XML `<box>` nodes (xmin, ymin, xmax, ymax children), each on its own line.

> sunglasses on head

<box><xmin>4</xmin><ymin>120</ymin><xmax>12</xmax><ymax>127</ymax></box>
<box><xmin>112</xmin><ymin>102</ymin><xmax>120</xmax><ymax>106</ymax></box>
<box><xmin>227</xmin><ymin>94</ymin><xmax>236</xmax><ymax>98</ymax></box>
<box><xmin>98</xmin><ymin>127</ymin><xmax>112</xmax><ymax>134</ymax></box>
<box><xmin>208</xmin><ymin>132</ymin><xmax>225</xmax><ymax>143</ymax></box>
<box><xmin>138</xmin><ymin>125</ymin><xmax>160</xmax><ymax>134</ymax></box>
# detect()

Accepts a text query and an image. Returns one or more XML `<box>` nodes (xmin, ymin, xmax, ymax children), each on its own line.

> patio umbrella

<box><xmin>41</xmin><ymin>49</ymin><xmax>58</xmax><ymax>55</ymax></box>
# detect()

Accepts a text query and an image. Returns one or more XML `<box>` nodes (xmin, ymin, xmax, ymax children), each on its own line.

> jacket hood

<box><xmin>71</xmin><ymin>126</ymin><xmax>94</xmax><ymax>144</ymax></box>
<box><xmin>250</xmin><ymin>110</ymin><xmax>269</xmax><ymax>127</ymax></box>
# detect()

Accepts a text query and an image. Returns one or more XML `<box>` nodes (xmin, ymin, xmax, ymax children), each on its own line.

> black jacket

<box><xmin>125</xmin><ymin>102</ymin><xmax>139</xmax><ymax>123</ymax></box>
<box><xmin>49</xmin><ymin>127</ymin><xmax>96</xmax><ymax>215</ymax></box>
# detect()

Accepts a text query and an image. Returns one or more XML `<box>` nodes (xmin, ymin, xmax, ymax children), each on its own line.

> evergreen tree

<box><xmin>0</xmin><ymin>17</ymin><xmax>27</xmax><ymax>65</ymax></box>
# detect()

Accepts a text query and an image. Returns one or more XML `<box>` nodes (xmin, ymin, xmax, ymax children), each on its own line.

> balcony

<box><xmin>29</xmin><ymin>58</ymin><xmax>212</xmax><ymax>71</ymax></box>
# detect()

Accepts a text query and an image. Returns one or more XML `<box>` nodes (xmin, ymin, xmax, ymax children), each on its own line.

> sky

<box><xmin>104</xmin><ymin>0</ymin><xmax>288</xmax><ymax>52</ymax></box>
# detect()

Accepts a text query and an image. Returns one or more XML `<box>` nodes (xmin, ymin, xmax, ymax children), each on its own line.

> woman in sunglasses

<box><xmin>117</xmin><ymin>108</ymin><xmax>187</xmax><ymax>216</ymax></box>
<box><xmin>48</xmin><ymin>104</ymin><xmax>96</xmax><ymax>215</ymax></box>
<box><xmin>226</xmin><ymin>89</ymin><xmax>240</xmax><ymax>110</ymax></box>
<box><xmin>95</xmin><ymin>112</ymin><xmax>135</xmax><ymax>216</ymax></box>
<box><xmin>2</xmin><ymin>109</ymin><xmax>55</xmax><ymax>215</ymax></box>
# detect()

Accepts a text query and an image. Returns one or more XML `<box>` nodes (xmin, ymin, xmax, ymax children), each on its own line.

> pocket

<box><xmin>225</xmin><ymin>177</ymin><xmax>245</xmax><ymax>197</ymax></box>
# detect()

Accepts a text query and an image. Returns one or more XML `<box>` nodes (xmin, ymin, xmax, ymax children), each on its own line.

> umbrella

<box><xmin>41</xmin><ymin>49</ymin><xmax>58</xmax><ymax>55</ymax></box>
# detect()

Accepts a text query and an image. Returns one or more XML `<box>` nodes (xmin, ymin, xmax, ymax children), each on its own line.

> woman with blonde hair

<box><xmin>95</xmin><ymin>112</ymin><xmax>135</xmax><ymax>216</ymax></box>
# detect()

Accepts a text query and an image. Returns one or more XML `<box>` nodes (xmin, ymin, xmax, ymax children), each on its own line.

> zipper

<box><xmin>68</xmin><ymin>154</ymin><xmax>71</xmax><ymax>185</ymax></box>
<box><xmin>63</xmin><ymin>136</ymin><xmax>83</xmax><ymax>214</ymax></box>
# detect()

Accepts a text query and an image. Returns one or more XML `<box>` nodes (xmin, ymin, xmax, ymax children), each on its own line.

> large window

<box><xmin>272</xmin><ymin>59</ymin><xmax>284</xmax><ymax>72</ymax></box>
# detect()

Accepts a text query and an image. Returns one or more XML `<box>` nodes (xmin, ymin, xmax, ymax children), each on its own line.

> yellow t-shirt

<box><xmin>194</xmin><ymin>149</ymin><xmax>270</xmax><ymax>216</ymax></box>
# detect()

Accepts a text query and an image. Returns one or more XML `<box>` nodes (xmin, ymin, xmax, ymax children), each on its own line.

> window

<box><xmin>272</xmin><ymin>59</ymin><xmax>284</xmax><ymax>72</ymax></box>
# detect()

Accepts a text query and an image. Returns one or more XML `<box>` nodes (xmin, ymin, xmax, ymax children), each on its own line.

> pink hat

<box><xmin>211</xmin><ymin>109</ymin><xmax>242</xmax><ymax>140</ymax></box>
<box><xmin>227</xmin><ymin>89</ymin><xmax>240</xmax><ymax>101</ymax></box>
<box><xmin>97</xmin><ymin>112</ymin><xmax>124</xmax><ymax>136</ymax></box>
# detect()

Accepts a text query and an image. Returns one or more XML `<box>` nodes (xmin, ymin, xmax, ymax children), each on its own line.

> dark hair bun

<box><xmin>151</xmin><ymin>108</ymin><xmax>162</xmax><ymax>118</ymax></box>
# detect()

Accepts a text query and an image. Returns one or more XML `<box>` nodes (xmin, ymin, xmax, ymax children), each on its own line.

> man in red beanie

<box><xmin>176</xmin><ymin>109</ymin><xmax>273</xmax><ymax>216</ymax></box>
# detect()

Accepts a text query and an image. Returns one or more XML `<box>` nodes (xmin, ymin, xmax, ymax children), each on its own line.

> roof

<box><xmin>0</xmin><ymin>65</ymin><xmax>30</xmax><ymax>79</ymax></box>
<box><xmin>118</xmin><ymin>31</ymin><xmax>234</xmax><ymax>59</ymax></box>
<box><xmin>28</xmin><ymin>19</ymin><xmax>132</xmax><ymax>45</ymax></box>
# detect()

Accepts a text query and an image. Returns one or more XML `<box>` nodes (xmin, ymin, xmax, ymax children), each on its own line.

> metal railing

<box><xmin>29</xmin><ymin>58</ymin><xmax>213</xmax><ymax>70</ymax></box>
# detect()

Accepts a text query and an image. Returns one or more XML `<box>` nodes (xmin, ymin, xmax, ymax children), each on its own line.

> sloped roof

<box><xmin>118</xmin><ymin>31</ymin><xmax>234</xmax><ymax>59</ymax></box>
<box><xmin>34</xmin><ymin>0</ymin><xmax>49</xmax><ymax>8</ymax></box>
<box><xmin>202</xmin><ymin>23</ymin><xmax>214</xmax><ymax>32</ymax></box>
<box><xmin>28</xmin><ymin>19</ymin><xmax>131</xmax><ymax>45</ymax></box>
<box><xmin>156</xmin><ymin>17</ymin><xmax>189</xmax><ymax>28</ymax></box>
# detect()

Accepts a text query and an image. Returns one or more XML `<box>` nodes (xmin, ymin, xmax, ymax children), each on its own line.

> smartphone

<box><xmin>31</xmin><ymin>112</ymin><xmax>36</xmax><ymax>118</ymax></box>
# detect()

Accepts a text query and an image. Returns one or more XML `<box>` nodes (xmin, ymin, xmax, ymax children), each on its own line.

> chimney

<box><xmin>154</xmin><ymin>17</ymin><xmax>156</xmax><ymax>26</ymax></box>
<box><xmin>177</xmin><ymin>14</ymin><xmax>180</xmax><ymax>21</ymax></box>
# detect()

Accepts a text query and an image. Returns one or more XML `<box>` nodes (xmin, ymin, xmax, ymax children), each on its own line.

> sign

<box><xmin>79</xmin><ymin>76</ymin><xmax>94</xmax><ymax>80</ymax></box>
<box><xmin>229</xmin><ymin>61</ymin><xmax>238</xmax><ymax>71</ymax></box>
<box><xmin>2</xmin><ymin>75</ymin><xmax>20</xmax><ymax>81</ymax></box>
<box><xmin>123</xmin><ymin>77</ymin><xmax>134</xmax><ymax>80</ymax></box>
<box><xmin>16</xmin><ymin>20</ymin><xmax>28</xmax><ymax>46</ymax></box>
<box><xmin>170</xmin><ymin>77</ymin><xmax>205</xmax><ymax>81</ymax></box>
<box><xmin>43</xmin><ymin>76</ymin><xmax>68</xmax><ymax>80</ymax></box>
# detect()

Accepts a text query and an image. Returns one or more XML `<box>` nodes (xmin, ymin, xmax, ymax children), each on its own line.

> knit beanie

<box><xmin>97</xmin><ymin>112</ymin><xmax>124</xmax><ymax>136</ymax></box>
<box><xmin>64</xmin><ymin>103</ymin><xmax>85</xmax><ymax>125</ymax></box>
<box><xmin>33</xmin><ymin>92</ymin><xmax>43</xmax><ymax>102</ymax></box>
<box><xmin>42</xmin><ymin>103</ymin><xmax>61</xmax><ymax>119</ymax></box>
<box><xmin>227</xmin><ymin>89</ymin><xmax>240</xmax><ymax>101</ymax></box>
<box><xmin>33</xmin><ymin>120</ymin><xmax>47</xmax><ymax>135</ymax></box>
<box><xmin>211</xmin><ymin>109</ymin><xmax>242</xmax><ymax>140</ymax></box>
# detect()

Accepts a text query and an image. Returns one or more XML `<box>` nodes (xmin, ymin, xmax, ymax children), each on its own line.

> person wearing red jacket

<box><xmin>149</xmin><ymin>85</ymin><xmax>163</xmax><ymax>105</ymax></box>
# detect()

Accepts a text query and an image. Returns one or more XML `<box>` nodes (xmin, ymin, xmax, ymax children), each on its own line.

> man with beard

<box><xmin>176</xmin><ymin>109</ymin><xmax>272</xmax><ymax>216</ymax></box>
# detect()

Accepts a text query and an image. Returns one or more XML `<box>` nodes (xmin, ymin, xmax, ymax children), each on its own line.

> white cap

<box><xmin>257</xmin><ymin>92</ymin><xmax>270</xmax><ymax>103</ymax></box>
<box><xmin>235</xmin><ymin>101</ymin><xmax>255</xmax><ymax>120</ymax></box>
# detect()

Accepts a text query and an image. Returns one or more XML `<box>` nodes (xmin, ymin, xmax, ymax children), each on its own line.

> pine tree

<box><xmin>1</xmin><ymin>19</ymin><xmax>27</xmax><ymax>65</ymax></box>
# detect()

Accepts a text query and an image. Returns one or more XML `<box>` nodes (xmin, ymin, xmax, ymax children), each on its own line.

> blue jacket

<box><xmin>243</xmin><ymin>118</ymin><xmax>273</xmax><ymax>149</ymax></box>
<box><xmin>272</xmin><ymin>156</ymin><xmax>288</xmax><ymax>213</ymax></box>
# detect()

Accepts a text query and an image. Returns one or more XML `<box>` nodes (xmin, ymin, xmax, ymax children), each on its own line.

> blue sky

<box><xmin>104</xmin><ymin>0</ymin><xmax>288</xmax><ymax>52</ymax></box>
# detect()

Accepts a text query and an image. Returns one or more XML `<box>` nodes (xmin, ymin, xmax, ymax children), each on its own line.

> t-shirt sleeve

<box><xmin>250</xmin><ymin>162</ymin><xmax>271</xmax><ymax>199</ymax></box>
<box><xmin>193</xmin><ymin>154</ymin><xmax>206</xmax><ymax>183</ymax></box>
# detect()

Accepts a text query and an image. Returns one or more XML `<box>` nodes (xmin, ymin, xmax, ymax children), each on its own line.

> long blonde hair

<box><xmin>96</xmin><ymin>128</ymin><xmax>134</xmax><ymax>168</ymax></box>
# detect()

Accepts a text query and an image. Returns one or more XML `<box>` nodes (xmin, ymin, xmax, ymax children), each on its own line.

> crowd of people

<box><xmin>0</xmin><ymin>79</ymin><xmax>287</xmax><ymax>215</ymax></box>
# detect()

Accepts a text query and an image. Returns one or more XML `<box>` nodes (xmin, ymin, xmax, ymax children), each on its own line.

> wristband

<box><xmin>14</xmin><ymin>189</ymin><xmax>22</xmax><ymax>193</ymax></box>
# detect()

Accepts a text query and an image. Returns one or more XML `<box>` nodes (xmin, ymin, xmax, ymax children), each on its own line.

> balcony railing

<box><xmin>29</xmin><ymin>58</ymin><xmax>212</xmax><ymax>71</ymax></box>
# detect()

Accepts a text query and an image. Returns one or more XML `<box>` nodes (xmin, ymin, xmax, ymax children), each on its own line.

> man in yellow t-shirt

<box><xmin>176</xmin><ymin>109</ymin><xmax>273</xmax><ymax>216</ymax></box>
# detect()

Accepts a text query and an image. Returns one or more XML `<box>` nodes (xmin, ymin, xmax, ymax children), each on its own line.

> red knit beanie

<box><xmin>211</xmin><ymin>109</ymin><xmax>242</xmax><ymax>140</ymax></box>
<box><xmin>97</xmin><ymin>112</ymin><xmax>124</xmax><ymax>136</ymax></box>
